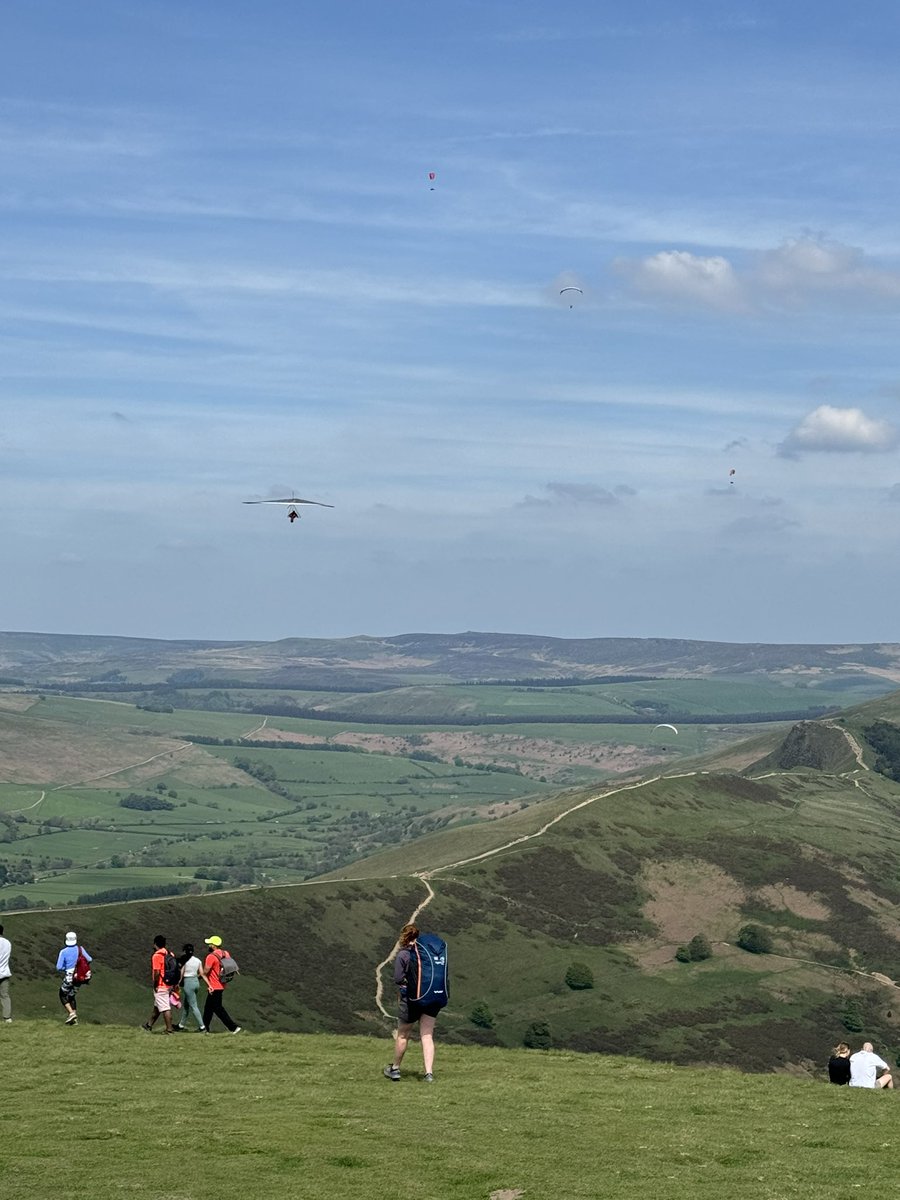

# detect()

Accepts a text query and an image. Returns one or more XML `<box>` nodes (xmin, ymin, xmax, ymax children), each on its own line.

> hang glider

<box><xmin>243</xmin><ymin>496</ymin><xmax>335</xmax><ymax>524</ymax></box>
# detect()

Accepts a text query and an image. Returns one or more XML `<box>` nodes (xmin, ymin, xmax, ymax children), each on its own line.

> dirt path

<box><xmin>374</xmin><ymin>771</ymin><xmax>703</xmax><ymax>1017</ymax></box>
<box><xmin>824</xmin><ymin>720</ymin><xmax>870</xmax><ymax>771</ymax></box>
<box><xmin>374</xmin><ymin>742</ymin><xmax>897</xmax><ymax>1018</ymax></box>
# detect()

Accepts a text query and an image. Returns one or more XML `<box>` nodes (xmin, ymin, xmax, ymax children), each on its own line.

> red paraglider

<box><xmin>428</xmin><ymin>171</ymin><xmax>436</xmax><ymax>191</ymax></box>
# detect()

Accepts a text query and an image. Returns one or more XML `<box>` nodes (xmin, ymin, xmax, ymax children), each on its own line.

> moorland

<box><xmin>3</xmin><ymin>630</ymin><xmax>900</xmax><ymax>1076</ymax></box>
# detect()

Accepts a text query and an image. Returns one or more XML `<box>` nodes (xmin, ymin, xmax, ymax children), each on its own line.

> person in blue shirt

<box><xmin>56</xmin><ymin>931</ymin><xmax>92</xmax><ymax>1026</ymax></box>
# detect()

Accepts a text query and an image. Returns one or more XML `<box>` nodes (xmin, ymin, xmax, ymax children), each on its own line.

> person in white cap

<box><xmin>56</xmin><ymin>932</ymin><xmax>92</xmax><ymax>1025</ymax></box>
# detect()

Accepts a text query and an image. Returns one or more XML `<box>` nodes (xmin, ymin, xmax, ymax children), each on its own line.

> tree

<box><xmin>470</xmin><ymin>1001</ymin><xmax>495</xmax><ymax>1029</ymax></box>
<box><xmin>523</xmin><ymin>1020</ymin><xmax>552</xmax><ymax>1050</ymax></box>
<box><xmin>842</xmin><ymin>998</ymin><xmax>865</xmax><ymax>1034</ymax></box>
<box><xmin>675</xmin><ymin>945</ymin><xmax>691</xmax><ymax>963</ymax></box>
<box><xmin>565</xmin><ymin>962</ymin><xmax>594</xmax><ymax>990</ymax></box>
<box><xmin>687</xmin><ymin>934</ymin><xmax>713</xmax><ymax>961</ymax></box>
<box><xmin>737</xmin><ymin>924</ymin><xmax>773</xmax><ymax>954</ymax></box>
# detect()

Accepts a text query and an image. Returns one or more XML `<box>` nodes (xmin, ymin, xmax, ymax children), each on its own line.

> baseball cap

<box><xmin>204</xmin><ymin>935</ymin><xmax>222</xmax><ymax>947</ymax></box>
<box><xmin>65</xmin><ymin>931</ymin><xmax>77</xmax><ymax>946</ymax></box>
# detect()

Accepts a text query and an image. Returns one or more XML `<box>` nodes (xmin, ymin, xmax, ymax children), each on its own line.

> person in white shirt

<box><xmin>849</xmin><ymin>1042</ymin><xmax>893</xmax><ymax>1089</ymax></box>
<box><xmin>175</xmin><ymin>943</ymin><xmax>206</xmax><ymax>1032</ymax></box>
<box><xmin>0</xmin><ymin>924</ymin><xmax>11</xmax><ymax>1022</ymax></box>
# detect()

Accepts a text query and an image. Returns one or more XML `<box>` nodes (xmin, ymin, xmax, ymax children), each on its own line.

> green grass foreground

<box><xmin>2</xmin><ymin>1024</ymin><xmax>897</xmax><ymax>1200</ymax></box>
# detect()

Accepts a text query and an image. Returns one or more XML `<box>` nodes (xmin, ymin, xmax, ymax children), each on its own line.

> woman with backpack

<box><xmin>383</xmin><ymin>923</ymin><xmax>448</xmax><ymax>1084</ymax></box>
<box><xmin>55</xmin><ymin>931</ymin><xmax>92</xmax><ymax>1026</ymax></box>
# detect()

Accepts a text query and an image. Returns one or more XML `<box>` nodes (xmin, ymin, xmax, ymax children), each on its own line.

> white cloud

<box><xmin>617</xmin><ymin>237</ymin><xmax>900</xmax><ymax>314</ymax></box>
<box><xmin>614</xmin><ymin>250</ymin><xmax>744</xmax><ymax>310</ymax></box>
<box><xmin>779</xmin><ymin>405</ymin><xmax>899</xmax><ymax>456</ymax></box>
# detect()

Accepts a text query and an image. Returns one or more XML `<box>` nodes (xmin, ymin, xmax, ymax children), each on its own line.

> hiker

<box><xmin>0</xmin><ymin>924</ymin><xmax>11</xmax><ymax>1023</ymax></box>
<box><xmin>849</xmin><ymin>1042</ymin><xmax>894</xmax><ymax>1089</ymax></box>
<box><xmin>142</xmin><ymin>934</ymin><xmax>176</xmax><ymax>1033</ymax></box>
<box><xmin>56</xmin><ymin>931</ymin><xmax>91</xmax><ymax>1026</ymax></box>
<box><xmin>383</xmin><ymin>923</ymin><xmax>448</xmax><ymax>1084</ymax></box>
<box><xmin>175</xmin><ymin>943</ymin><xmax>206</xmax><ymax>1032</ymax></box>
<box><xmin>828</xmin><ymin>1042</ymin><xmax>851</xmax><ymax>1085</ymax></box>
<box><xmin>200</xmin><ymin>935</ymin><xmax>241</xmax><ymax>1034</ymax></box>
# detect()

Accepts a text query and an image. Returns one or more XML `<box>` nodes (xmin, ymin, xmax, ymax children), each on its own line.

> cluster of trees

<box><xmin>675</xmin><ymin>934</ymin><xmax>713</xmax><ymax>963</ymax></box>
<box><xmin>119</xmin><ymin>793</ymin><xmax>175</xmax><ymax>811</ymax></box>
<box><xmin>864</xmin><ymin>721</ymin><xmax>900</xmax><ymax>782</ymax></box>
<box><xmin>0</xmin><ymin>859</ymin><xmax>35</xmax><ymax>886</ymax></box>
<box><xmin>74</xmin><ymin>880</ymin><xmax>223</xmax><ymax>905</ymax></box>
<box><xmin>737</xmin><ymin>924</ymin><xmax>773</xmax><ymax>954</ymax></box>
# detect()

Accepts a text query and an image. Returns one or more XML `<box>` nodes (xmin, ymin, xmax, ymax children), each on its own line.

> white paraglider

<box><xmin>652</xmin><ymin>723</ymin><xmax>679</xmax><ymax>735</ymax></box>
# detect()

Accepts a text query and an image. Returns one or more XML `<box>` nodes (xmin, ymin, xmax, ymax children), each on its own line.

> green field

<box><xmin>2</xmin><ymin>1023</ymin><xmax>897</xmax><ymax>1200</ymax></box>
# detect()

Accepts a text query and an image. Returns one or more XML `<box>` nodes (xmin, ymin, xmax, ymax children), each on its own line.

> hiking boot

<box><xmin>65</xmin><ymin>1013</ymin><xmax>78</xmax><ymax>1025</ymax></box>
<box><xmin>141</xmin><ymin>1022</ymin><xmax>152</xmax><ymax>1031</ymax></box>
<box><xmin>383</xmin><ymin>1065</ymin><xmax>401</xmax><ymax>1082</ymax></box>
<box><xmin>424</xmin><ymin>1073</ymin><xmax>434</xmax><ymax>1082</ymax></box>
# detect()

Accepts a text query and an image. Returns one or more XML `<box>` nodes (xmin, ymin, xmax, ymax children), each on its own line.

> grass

<box><xmin>1</xmin><ymin>1023</ymin><xmax>897</xmax><ymax>1200</ymax></box>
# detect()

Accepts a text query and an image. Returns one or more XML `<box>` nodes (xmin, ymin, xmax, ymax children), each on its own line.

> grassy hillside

<box><xmin>4</xmin><ymin>687</ymin><xmax>900</xmax><ymax>1075</ymax></box>
<box><xmin>2</xmin><ymin>1023</ymin><xmax>898</xmax><ymax>1200</ymax></box>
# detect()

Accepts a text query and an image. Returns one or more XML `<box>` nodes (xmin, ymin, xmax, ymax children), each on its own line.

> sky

<box><xmin>3</xmin><ymin>0</ymin><xmax>900</xmax><ymax>644</ymax></box>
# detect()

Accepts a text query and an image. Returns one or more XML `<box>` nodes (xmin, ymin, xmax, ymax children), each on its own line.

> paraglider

<box><xmin>653</xmin><ymin>724</ymin><xmax>679</xmax><ymax>735</ymax></box>
<box><xmin>729</xmin><ymin>468</ymin><xmax>736</xmax><ymax>484</ymax></box>
<box><xmin>559</xmin><ymin>286</ymin><xmax>584</xmax><ymax>309</ymax></box>
<box><xmin>243</xmin><ymin>496</ymin><xmax>334</xmax><ymax>525</ymax></box>
<box><xmin>428</xmin><ymin>171</ymin><xmax>436</xmax><ymax>191</ymax></box>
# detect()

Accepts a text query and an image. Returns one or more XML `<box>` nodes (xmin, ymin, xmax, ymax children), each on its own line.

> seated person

<box><xmin>828</xmin><ymin>1042</ymin><xmax>851</xmax><ymax>1085</ymax></box>
<box><xmin>849</xmin><ymin>1042</ymin><xmax>893</xmax><ymax>1089</ymax></box>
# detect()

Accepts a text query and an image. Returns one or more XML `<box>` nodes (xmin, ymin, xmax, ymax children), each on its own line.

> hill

<box><xmin>2</xmin><ymin>1023</ymin><xmax>896</xmax><ymax>1200</ymax></box>
<box><xmin>3</xmin><ymin>692</ymin><xmax>900</xmax><ymax>1074</ymax></box>
<box><xmin>2</xmin><ymin>627</ymin><xmax>900</xmax><ymax>686</ymax></box>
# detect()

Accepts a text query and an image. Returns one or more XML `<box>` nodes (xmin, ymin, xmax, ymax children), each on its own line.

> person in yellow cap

<box><xmin>199</xmin><ymin>936</ymin><xmax>240</xmax><ymax>1034</ymax></box>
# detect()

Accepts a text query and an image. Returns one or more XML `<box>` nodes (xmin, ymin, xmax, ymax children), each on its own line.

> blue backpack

<box><xmin>406</xmin><ymin>934</ymin><xmax>449</xmax><ymax>1009</ymax></box>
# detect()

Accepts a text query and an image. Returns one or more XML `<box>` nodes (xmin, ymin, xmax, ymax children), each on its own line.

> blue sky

<box><xmin>3</xmin><ymin>1</ymin><xmax>900</xmax><ymax>643</ymax></box>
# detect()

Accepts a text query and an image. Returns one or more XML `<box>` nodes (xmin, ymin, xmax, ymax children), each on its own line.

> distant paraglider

<box><xmin>729</xmin><ymin>468</ymin><xmax>736</xmax><ymax>484</ymax></box>
<box><xmin>243</xmin><ymin>496</ymin><xmax>335</xmax><ymax>525</ymax></box>
<box><xmin>653</xmin><ymin>724</ymin><xmax>679</xmax><ymax>736</ymax></box>
<box><xmin>428</xmin><ymin>171</ymin><xmax>436</xmax><ymax>191</ymax></box>
<box><xmin>559</xmin><ymin>286</ymin><xmax>584</xmax><ymax>309</ymax></box>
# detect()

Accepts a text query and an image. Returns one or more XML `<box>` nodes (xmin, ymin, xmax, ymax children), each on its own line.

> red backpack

<box><xmin>73</xmin><ymin>947</ymin><xmax>92</xmax><ymax>985</ymax></box>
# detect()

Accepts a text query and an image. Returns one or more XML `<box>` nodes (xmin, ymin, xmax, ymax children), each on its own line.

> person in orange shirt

<box><xmin>142</xmin><ymin>934</ymin><xmax>174</xmax><ymax>1034</ymax></box>
<box><xmin>199</xmin><ymin>935</ymin><xmax>241</xmax><ymax>1034</ymax></box>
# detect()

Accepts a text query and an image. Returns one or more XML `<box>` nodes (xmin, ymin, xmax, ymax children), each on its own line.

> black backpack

<box><xmin>162</xmin><ymin>951</ymin><xmax>180</xmax><ymax>987</ymax></box>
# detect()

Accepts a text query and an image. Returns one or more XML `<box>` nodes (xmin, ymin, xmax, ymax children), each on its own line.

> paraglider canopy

<box><xmin>559</xmin><ymin>286</ymin><xmax>584</xmax><ymax>309</ymax></box>
<box><xmin>652</xmin><ymin>723</ymin><xmax>679</xmax><ymax>735</ymax></box>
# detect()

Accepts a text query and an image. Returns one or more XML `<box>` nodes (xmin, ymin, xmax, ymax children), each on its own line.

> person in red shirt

<box><xmin>199</xmin><ymin>935</ymin><xmax>241</xmax><ymax>1034</ymax></box>
<box><xmin>142</xmin><ymin>934</ymin><xmax>174</xmax><ymax>1034</ymax></box>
